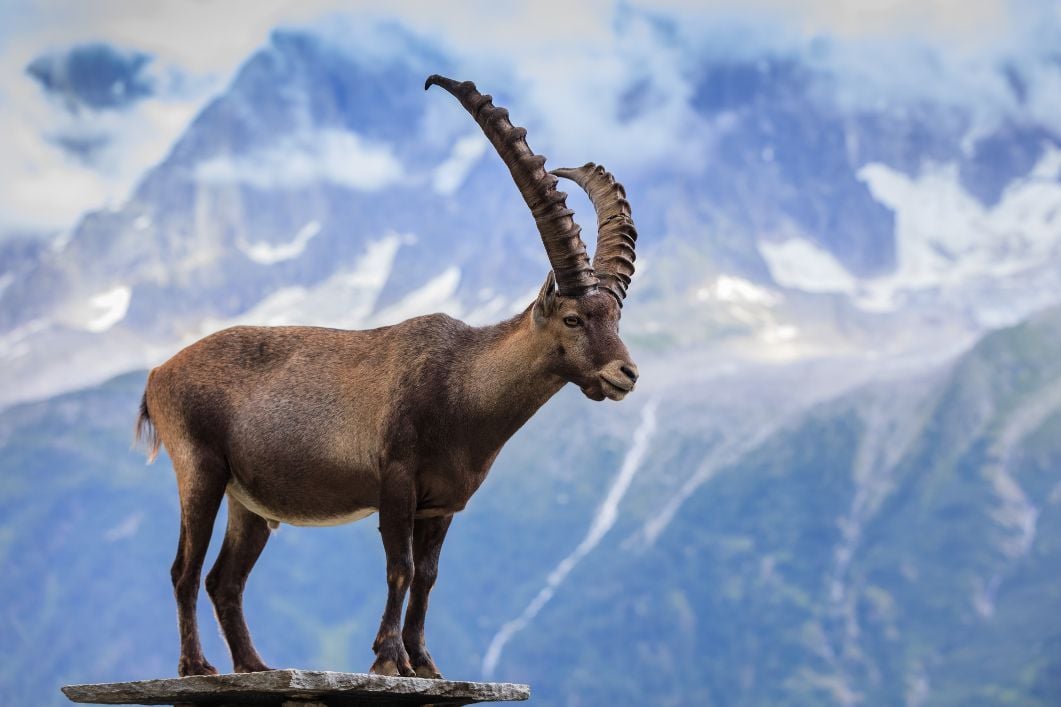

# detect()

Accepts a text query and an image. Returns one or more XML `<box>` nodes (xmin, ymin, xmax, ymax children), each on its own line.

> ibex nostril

<box><xmin>620</xmin><ymin>364</ymin><xmax>639</xmax><ymax>383</ymax></box>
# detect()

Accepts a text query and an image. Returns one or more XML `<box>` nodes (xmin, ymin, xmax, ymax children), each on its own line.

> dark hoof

<box><xmin>414</xmin><ymin>665</ymin><xmax>443</xmax><ymax>679</ymax></box>
<box><xmin>370</xmin><ymin>658</ymin><xmax>399</xmax><ymax>676</ymax></box>
<box><xmin>370</xmin><ymin>657</ymin><xmax>416</xmax><ymax>678</ymax></box>
<box><xmin>407</xmin><ymin>644</ymin><xmax>442</xmax><ymax>679</ymax></box>
<box><xmin>234</xmin><ymin>660</ymin><xmax>272</xmax><ymax>673</ymax></box>
<box><xmin>371</xmin><ymin>638</ymin><xmax>415</xmax><ymax>678</ymax></box>
<box><xmin>178</xmin><ymin>656</ymin><xmax>218</xmax><ymax>677</ymax></box>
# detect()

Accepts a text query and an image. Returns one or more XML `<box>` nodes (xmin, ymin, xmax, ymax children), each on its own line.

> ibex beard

<box><xmin>135</xmin><ymin>75</ymin><xmax>639</xmax><ymax>679</ymax></box>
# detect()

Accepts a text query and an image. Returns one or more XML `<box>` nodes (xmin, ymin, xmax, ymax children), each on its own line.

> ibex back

<box><xmin>137</xmin><ymin>75</ymin><xmax>640</xmax><ymax>679</ymax></box>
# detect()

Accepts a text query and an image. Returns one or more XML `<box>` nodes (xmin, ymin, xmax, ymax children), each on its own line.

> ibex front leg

<box><xmin>403</xmin><ymin>515</ymin><xmax>453</xmax><ymax>678</ymax></box>
<box><xmin>370</xmin><ymin>467</ymin><xmax>417</xmax><ymax>677</ymax></box>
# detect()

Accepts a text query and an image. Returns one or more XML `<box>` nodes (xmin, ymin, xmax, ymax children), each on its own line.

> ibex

<box><xmin>136</xmin><ymin>75</ymin><xmax>639</xmax><ymax>679</ymax></box>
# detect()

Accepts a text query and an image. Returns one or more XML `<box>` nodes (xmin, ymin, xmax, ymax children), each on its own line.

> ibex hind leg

<box><xmin>205</xmin><ymin>496</ymin><xmax>272</xmax><ymax>673</ymax></box>
<box><xmin>403</xmin><ymin>515</ymin><xmax>453</xmax><ymax>679</ymax></box>
<box><xmin>170</xmin><ymin>446</ymin><xmax>228</xmax><ymax>677</ymax></box>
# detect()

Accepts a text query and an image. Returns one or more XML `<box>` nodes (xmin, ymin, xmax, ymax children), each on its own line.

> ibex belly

<box><xmin>223</xmin><ymin>382</ymin><xmax>386</xmax><ymax>526</ymax></box>
<box><xmin>224</xmin><ymin>436</ymin><xmax>383</xmax><ymax>527</ymax></box>
<box><xmin>226</xmin><ymin>476</ymin><xmax>378</xmax><ymax>527</ymax></box>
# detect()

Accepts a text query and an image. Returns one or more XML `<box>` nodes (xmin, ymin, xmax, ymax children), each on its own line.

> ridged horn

<box><xmin>425</xmin><ymin>75</ymin><xmax>598</xmax><ymax>297</ymax></box>
<box><xmin>551</xmin><ymin>163</ymin><xmax>637</xmax><ymax>306</ymax></box>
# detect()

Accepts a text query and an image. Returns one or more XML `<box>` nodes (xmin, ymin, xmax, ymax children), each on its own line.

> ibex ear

<box><xmin>533</xmin><ymin>271</ymin><xmax>559</xmax><ymax>323</ymax></box>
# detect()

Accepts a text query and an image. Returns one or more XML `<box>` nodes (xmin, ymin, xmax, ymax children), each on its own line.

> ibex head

<box><xmin>530</xmin><ymin>270</ymin><xmax>637</xmax><ymax>400</ymax></box>
<box><xmin>426</xmin><ymin>76</ymin><xmax>639</xmax><ymax>401</ymax></box>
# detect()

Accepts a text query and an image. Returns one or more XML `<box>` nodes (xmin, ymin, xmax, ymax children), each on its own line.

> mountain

<box><xmin>0</xmin><ymin>27</ymin><xmax>548</xmax><ymax>406</ymax></box>
<box><xmin>495</xmin><ymin>306</ymin><xmax>1061</xmax><ymax>706</ymax></box>
<box><xmin>3</xmin><ymin>19</ymin><xmax>1061</xmax><ymax>707</ymax></box>
<box><xmin>3</xmin><ymin>308</ymin><xmax>1060</xmax><ymax>705</ymax></box>
<box><xmin>3</xmin><ymin>27</ymin><xmax>1061</xmax><ymax>407</ymax></box>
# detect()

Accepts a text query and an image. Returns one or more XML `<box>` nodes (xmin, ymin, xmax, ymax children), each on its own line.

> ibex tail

<box><xmin>134</xmin><ymin>376</ymin><xmax>161</xmax><ymax>464</ymax></box>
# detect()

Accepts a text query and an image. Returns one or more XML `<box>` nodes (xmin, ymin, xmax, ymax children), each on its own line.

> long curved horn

<box><xmin>551</xmin><ymin>163</ymin><xmax>637</xmax><ymax>306</ymax></box>
<box><xmin>425</xmin><ymin>75</ymin><xmax>598</xmax><ymax>297</ymax></box>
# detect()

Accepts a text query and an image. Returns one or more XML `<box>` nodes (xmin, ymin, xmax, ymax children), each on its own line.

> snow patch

<box><xmin>639</xmin><ymin>420</ymin><xmax>779</xmax><ymax>547</ymax></box>
<box><xmin>697</xmin><ymin>274</ymin><xmax>780</xmax><ymax>306</ymax></box>
<box><xmin>0</xmin><ymin>318</ymin><xmax>51</xmax><ymax>360</ymax></box>
<box><xmin>238</xmin><ymin>220</ymin><xmax>321</xmax><ymax>265</ymax></box>
<box><xmin>372</xmin><ymin>267</ymin><xmax>462</xmax><ymax>325</ymax></box>
<box><xmin>203</xmin><ymin>233</ymin><xmax>407</xmax><ymax>331</ymax></box>
<box><xmin>433</xmin><ymin>134</ymin><xmax>488</xmax><ymax>195</ymax></box>
<box><xmin>50</xmin><ymin>230</ymin><xmax>73</xmax><ymax>254</ymax></box>
<box><xmin>508</xmin><ymin>285</ymin><xmax>543</xmax><ymax>315</ymax></box>
<box><xmin>854</xmin><ymin>148</ymin><xmax>1061</xmax><ymax>314</ymax></box>
<box><xmin>464</xmin><ymin>295</ymin><xmax>509</xmax><ymax>325</ymax></box>
<box><xmin>762</xmin><ymin>324</ymin><xmax>799</xmax><ymax>343</ymax></box>
<box><xmin>84</xmin><ymin>286</ymin><xmax>131</xmax><ymax>332</ymax></box>
<box><xmin>201</xmin><ymin>232</ymin><xmax>465</xmax><ymax>334</ymax></box>
<box><xmin>482</xmin><ymin>401</ymin><xmax>658</xmax><ymax>679</ymax></box>
<box><xmin>757</xmin><ymin>148</ymin><xmax>1061</xmax><ymax>324</ymax></box>
<box><xmin>972</xmin><ymin>376</ymin><xmax>1061</xmax><ymax>617</ymax></box>
<box><xmin>197</xmin><ymin>130</ymin><xmax>403</xmax><ymax>191</ymax></box>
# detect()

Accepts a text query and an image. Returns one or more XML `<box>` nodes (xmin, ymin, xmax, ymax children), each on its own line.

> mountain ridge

<box><xmin>3</xmin><ymin>26</ymin><xmax>1061</xmax><ymax>408</ymax></box>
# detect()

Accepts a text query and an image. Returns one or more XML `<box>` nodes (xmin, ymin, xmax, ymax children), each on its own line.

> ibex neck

<box><xmin>463</xmin><ymin>308</ymin><xmax>564</xmax><ymax>436</ymax></box>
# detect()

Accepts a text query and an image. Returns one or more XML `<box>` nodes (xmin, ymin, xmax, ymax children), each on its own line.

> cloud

<box><xmin>26</xmin><ymin>43</ymin><xmax>154</xmax><ymax>112</ymax></box>
<box><xmin>0</xmin><ymin>31</ymin><xmax>207</xmax><ymax>235</ymax></box>
<box><xmin>0</xmin><ymin>67</ymin><xmax>200</xmax><ymax>234</ymax></box>
<box><xmin>3</xmin><ymin>0</ymin><xmax>1013</xmax><ymax>80</ymax></box>
<box><xmin>758</xmin><ymin>238</ymin><xmax>858</xmax><ymax>295</ymax></box>
<box><xmin>0</xmin><ymin>0</ymin><xmax>1057</xmax><ymax>238</ymax></box>
<box><xmin>647</xmin><ymin>0</ymin><xmax>1011</xmax><ymax>43</ymax></box>
<box><xmin>432</xmin><ymin>133</ymin><xmax>487</xmax><ymax>195</ymax></box>
<box><xmin>196</xmin><ymin>130</ymin><xmax>404</xmax><ymax>191</ymax></box>
<box><xmin>0</xmin><ymin>0</ymin><xmax>334</xmax><ymax>77</ymax></box>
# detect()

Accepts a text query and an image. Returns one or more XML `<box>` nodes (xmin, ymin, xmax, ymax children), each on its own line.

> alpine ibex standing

<box><xmin>136</xmin><ymin>75</ymin><xmax>639</xmax><ymax>679</ymax></box>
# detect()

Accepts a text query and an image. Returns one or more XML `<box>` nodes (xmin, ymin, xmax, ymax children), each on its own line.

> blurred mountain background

<box><xmin>2</xmin><ymin>1</ymin><xmax>1061</xmax><ymax>705</ymax></box>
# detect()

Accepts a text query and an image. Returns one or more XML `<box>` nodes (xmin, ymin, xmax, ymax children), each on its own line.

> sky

<box><xmin>0</xmin><ymin>0</ymin><xmax>1056</xmax><ymax>239</ymax></box>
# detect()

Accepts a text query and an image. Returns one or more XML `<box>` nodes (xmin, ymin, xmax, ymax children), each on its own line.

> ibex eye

<box><xmin>563</xmin><ymin>315</ymin><xmax>582</xmax><ymax>328</ymax></box>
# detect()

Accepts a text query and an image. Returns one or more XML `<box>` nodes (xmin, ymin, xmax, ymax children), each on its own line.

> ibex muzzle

<box><xmin>136</xmin><ymin>76</ymin><xmax>641</xmax><ymax>680</ymax></box>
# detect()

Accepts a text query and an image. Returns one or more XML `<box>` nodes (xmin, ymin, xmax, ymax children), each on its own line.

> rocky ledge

<box><xmin>61</xmin><ymin>669</ymin><xmax>530</xmax><ymax>706</ymax></box>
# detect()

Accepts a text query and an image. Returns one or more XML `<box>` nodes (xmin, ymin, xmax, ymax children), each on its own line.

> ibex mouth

<box><xmin>579</xmin><ymin>384</ymin><xmax>607</xmax><ymax>402</ymax></box>
<box><xmin>599</xmin><ymin>375</ymin><xmax>633</xmax><ymax>401</ymax></box>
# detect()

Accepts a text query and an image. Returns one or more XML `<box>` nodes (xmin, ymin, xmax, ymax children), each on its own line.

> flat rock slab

<box><xmin>61</xmin><ymin>669</ymin><xmax>530</xmax><ymax>706</ymax></box>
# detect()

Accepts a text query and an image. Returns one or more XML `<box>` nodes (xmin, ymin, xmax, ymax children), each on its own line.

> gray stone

<box><xmin>61</xmin><ymin>669</ymin><xmax>530</xmax><ymax>706</ymax></box>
